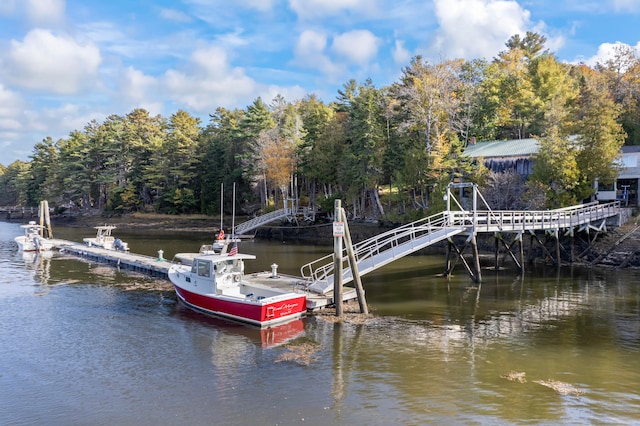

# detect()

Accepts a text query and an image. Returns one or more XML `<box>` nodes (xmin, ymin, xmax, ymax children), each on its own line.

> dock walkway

<box><xmin>53</xmin><ymin>239</ymin><xmax>355</xmax><ymax>311</ymax></box>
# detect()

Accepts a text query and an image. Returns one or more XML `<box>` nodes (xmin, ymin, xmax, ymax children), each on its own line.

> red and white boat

<box><xmin>168</xmin><ymin>247</ymin><xmax>307</xmax><ymax>327</ymax></box>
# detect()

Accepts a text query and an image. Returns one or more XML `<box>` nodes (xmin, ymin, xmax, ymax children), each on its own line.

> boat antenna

<box><xmin>220</xmin><ymin>182</ymin><xmax>224</xmax><ymax>232</ymax></box>
<box><xmin>232</xmin><ymin>182</ymin><xmax>236</xmax><ymax>237</ymax></box>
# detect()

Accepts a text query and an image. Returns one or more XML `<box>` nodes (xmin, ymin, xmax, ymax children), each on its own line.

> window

<box><xmin>598</xmin><ymin>181</ymin><xmax>614</xmax><ymax>191</ymax></box>
<box><xmin>197</xmin><ymin>260</ymin><xmax>211</xmax><ymax>277</ymax></box>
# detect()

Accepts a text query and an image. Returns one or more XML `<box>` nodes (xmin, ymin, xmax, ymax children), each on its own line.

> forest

<box><xmin>0</xmin><ymin>33</ymin><xmax>634</xmax><ymax>221</ymax></box>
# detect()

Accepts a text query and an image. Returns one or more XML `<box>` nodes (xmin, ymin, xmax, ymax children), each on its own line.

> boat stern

<box><xmin>259</xmin><ymin>294</ymin><xmax>307</xmax><ymax>325</ymax></box>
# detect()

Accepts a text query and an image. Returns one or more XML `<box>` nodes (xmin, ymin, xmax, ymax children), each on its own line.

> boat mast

<box><xmin>220</xmin><ymin>182</ymin><xmax>224</xmax><ymax>232</ymax></box>
<box><xmin>232</xmin><ymin>182</ymin><xmax>236</xmax><ymax>237</ymax></box>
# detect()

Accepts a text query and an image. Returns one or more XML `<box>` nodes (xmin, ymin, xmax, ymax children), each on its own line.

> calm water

<box><xmin>1</xmin><ymin>221</ymin><xmax>640</xmax><ymax>425</ymax></box>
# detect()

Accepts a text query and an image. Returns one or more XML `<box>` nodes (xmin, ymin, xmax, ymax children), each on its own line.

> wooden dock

<box><xmin>55</xmin><ymin>239</ymin><xmax>171</xmax><ymax>277</ymax></box>
<box><xmin>53</xmin><ymin>239</ymin><xmax>356</xmax><ymax>311</ymax></box>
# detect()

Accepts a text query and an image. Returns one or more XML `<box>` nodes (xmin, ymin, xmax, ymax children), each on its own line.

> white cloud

<box><xmin>293</xmin><ymin>30</ymin><xmax>342</xmax><ymax>76</ymax></box>
<box><xmin>260</xmin><ymin>85</ymin><xmax>308</xmax><ymax>106</ymax></box>
<box><xmin>32</xmin><ymin>103</ymin><xmax>98</xmax><ymax>134</ymax></box>
<box><xmin>239</xmin><ymin>0</ymin><xmax>278</xmax><ymax>12</ymax></box>
<box><xmin>0</xmin><ymin>84</ymin><xmax>25</xmax><ymax>121</ymax></box>
<box><xmin>159</xmin><ymin>8</ymin><xmax>192</xmax><ymax>23</ymax></box>
<box><xmin>119</xmin><ymin>67</ymin><xmax>158</xmax><ymax>104</ymax></box>
<box><xmin>2</xmin><ymin>29</ymin><xmax>102</xmax><ymax>95</ymax></box>
<box><xmin>295</xmin><ymin>30</ymin><xmax>327</xmax><ymax>60</ymax></box>
<box><xmin>0</xmin><ymin>0</ymin><xmax>18</xmax><ymax>15</ymax></box>
<box><xmin>163</xmin><ymin>45</ymin><xmax>257</xmax><ymax>112</ymax></box>
<box><xmin>289</xmin><ymin>0</ymin><xmax>375</xmax><ymax>19</ymax></box>
<box><xmin>331</xmin><ymin>30</ymin><xmax>380</xmax><ymax>65</ymax></box>
<box><xmin>393</xmin><ymin>40</ymin><xmax>412</xmax><ymax>65</ymax></box>
<box><xmin>24</xmin><ymin>0</ymin><xmax>65</xmax><ymax>26</ymax></box>
<box><xmin>579</xmin><ymin>41</ymin><xmax>640</xmax><ymax>67</ymax></box>
<box><xmin>611</xmin><ymin>0</ymin><xmax>640</xmax><ymax>12</ymax></box>
<box><xmin>432</xmin><ymin>0</ymin><xmax>531</xmax><ymax>59</ymax></box>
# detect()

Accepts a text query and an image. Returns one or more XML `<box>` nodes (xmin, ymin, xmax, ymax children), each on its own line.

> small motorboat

<box><xmin>15</xmin><ymin>221</ymin><xmax>55</xmax><ymax>252</ymax></box>
<box><xmin>83</xmin><ymin>225</ymin><xmax>129</xmax><ymax>251</ymax></box>
<box><xmin>168</xmin><ymin>246</ymin><xmax>307</xmax><ymax>327</ymax></box>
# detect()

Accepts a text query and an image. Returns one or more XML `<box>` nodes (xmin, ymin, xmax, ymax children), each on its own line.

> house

<box><xmin>596</xmin><ymin>145</ymin><xmax>640</xmax><ymax>207</ymax></box>
<box><xmin>463</xmin><ymin>137</ymin><xmax>539</xmax><ymax>177</ymax></box>
<box><xmin>462</xmin><ymin>138</ymin><xmax>639</xmax><ymax>207</ymax></box>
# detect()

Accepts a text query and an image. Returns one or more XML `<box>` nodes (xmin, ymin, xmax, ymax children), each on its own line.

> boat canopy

<box><xmin>195</xmin><ymin>253</ymin><xmax>257</xmax><ymax>262</ymax></box>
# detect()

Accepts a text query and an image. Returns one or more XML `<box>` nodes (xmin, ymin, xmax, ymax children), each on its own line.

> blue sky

<box><xmin>1</xmin><ymin>0</ymin><xmax>639</xmax><ymax>166</ymax></box>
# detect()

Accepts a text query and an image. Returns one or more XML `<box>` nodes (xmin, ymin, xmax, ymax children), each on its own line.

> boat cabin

<box><xmin>190</xmin><ymin>254</ymin><xmax>255</xmax><ymax>296</ymax></box>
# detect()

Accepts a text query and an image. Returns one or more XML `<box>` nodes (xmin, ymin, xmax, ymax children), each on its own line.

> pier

<box><xmin>52</xmin><ymin>239</ymin><xmax>358</xmax><ymax>311</ymax></box>
<box><xmin>21</xmin><ymin>182</ymin><xmax>623</xmax><ymax>314</ymax></box>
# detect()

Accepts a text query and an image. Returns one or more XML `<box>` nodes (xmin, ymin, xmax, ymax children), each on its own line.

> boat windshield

<box><xmin>192</xmin><ymin>259</ymin><xmax>211</xmax><ymax>277</ymax></box>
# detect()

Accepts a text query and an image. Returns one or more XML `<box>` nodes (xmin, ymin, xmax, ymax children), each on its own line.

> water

<box><xmin>1</xmin><ymin>220</ymin><xmax>639</xmax><ymax>425</ymax></box>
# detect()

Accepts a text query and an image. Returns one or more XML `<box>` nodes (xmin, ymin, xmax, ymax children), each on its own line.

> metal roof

<box><xmin>463</xmin><ymin>138</ymin><xmax>540</xmax><ymax>158</ymax></box>
<box><xmin>622</xmin><ymin>145</ymin><xmax>640</xmax><ymax>153</ymax></box>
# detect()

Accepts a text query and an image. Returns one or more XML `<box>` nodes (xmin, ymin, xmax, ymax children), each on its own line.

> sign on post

<box><xmin>333</xmin><ymin>221</ymin><xmax>345</xmax><ymax>237</ymax></box>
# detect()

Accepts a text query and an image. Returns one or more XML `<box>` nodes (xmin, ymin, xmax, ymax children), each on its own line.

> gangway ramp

<box><xmin>302</xmin><ymin>199</ymin><xmax>621</xmax><ymax>294</ymax></box>
<box><xmin>233</xmin><ymin>208</ymin><xmax>290</xmax><ymax>235</ymax></box>
<box><xmin>303</xmin><ymin>212</ymin><xmax>465</xmax><ymax>294</ymax></box>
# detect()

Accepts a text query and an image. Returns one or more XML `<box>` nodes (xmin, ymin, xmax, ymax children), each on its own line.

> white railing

<box><xmin>301</xmin><ymin>211</ymin><xmax>461</xmax><ymax>288</ymax></box>
<box><xmin>301</xmin><ymin>201</ymin><xmax>621</xmax><ymax>292</ymax></box>
<box><xmin>233</xmin><ymin>208</ymin><xmax>290</xmax><ymax>235</ymax></box>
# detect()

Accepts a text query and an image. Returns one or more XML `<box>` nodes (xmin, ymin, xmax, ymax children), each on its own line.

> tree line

<box><xmin>0</xmin><ymin>33</ymin><xmax>633</xmax><ymax>220</ymax></box>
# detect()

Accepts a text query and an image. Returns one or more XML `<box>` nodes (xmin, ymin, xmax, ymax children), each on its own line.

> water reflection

<box><xmin>172</xmin><ymin>302</ymin><xmax>306</xmax><ymax>349</ymax></box>
<box><xmin>2</xmin><ymin>220</ymin><xmax>640</xmax><ymax>424</ymax></box>
<box><xmin>20</xmin><ymin>251</ymin><xmax>53</xmax><ymax>283</ymax></box>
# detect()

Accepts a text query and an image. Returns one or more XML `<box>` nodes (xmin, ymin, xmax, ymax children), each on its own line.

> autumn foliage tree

<box><xmin>1</xmin><ymin>32</ymin><xmax>636</xmax><ymax>220</ymax></box>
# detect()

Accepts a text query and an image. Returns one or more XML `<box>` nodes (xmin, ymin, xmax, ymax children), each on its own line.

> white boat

<box><xmin>83</xmin><ymin>225</ymin><xmax>129</xmax><ymax>251</ymax></box>
<box><xmin>168</xmin><ymin>247</ymin><xmax>307</xmax><ymax>327</ymax></box>
<box><xmin>14</xmin><ymin>221</ymin><xmax>55</xmax><ymax>252</ymax></box>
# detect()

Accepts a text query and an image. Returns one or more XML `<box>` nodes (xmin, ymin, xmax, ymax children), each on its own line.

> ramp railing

<box><xmin>301</xmin><ymin>200</ymin><xmax>621</xmax><ymax>293</ymax></box>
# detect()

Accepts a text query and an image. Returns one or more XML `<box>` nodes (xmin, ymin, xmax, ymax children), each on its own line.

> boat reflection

<box><xmin>172</xmin><ymin>301</ymin><xmax>306</xmax><ymax>349</ymax></box>
<box><xmin>21</xmin><ymin>250</ymin><xmax>53</xmax><ymax>283</ymax></box>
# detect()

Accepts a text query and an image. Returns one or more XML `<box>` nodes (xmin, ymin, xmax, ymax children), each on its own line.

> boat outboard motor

<box><xmin>114</xmin><ymin>238</ymin><xmax>124</xmax><ymax>251</ymax></box>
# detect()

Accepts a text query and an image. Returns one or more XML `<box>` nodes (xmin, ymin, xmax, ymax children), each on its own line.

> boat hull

<box><xmin>15</xmin><ymin>236</ymin><xmax>54</xmax><ymax>252</ymax></box>
<box><xmin>173</xmin><ymin>283</ymin><xmax>306</xmax><ymax>327</ymax></box>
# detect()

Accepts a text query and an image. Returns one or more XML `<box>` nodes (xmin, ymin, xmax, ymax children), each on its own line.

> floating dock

<box><xmin>52</xmin><ymin>239</ymin><xmax>356</xmax><ymax>311</ymax></box>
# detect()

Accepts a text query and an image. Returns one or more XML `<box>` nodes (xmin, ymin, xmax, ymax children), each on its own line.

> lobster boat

<box><xmin>168</xmin><ymin>246</ymin><xmax>307</xmax><ymax>327</ymax></box>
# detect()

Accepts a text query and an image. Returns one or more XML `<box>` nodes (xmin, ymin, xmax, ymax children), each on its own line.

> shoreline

<box><xmin>5</xmin><ymin>210</ymin><xmax>640</xmax><ymax>268</ymax></box>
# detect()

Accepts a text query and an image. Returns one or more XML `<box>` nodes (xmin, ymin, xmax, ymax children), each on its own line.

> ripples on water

<box><xmin>1</xmin><ymin>220</ymin><xmax>640</xmax><ymax>425</ymax></box>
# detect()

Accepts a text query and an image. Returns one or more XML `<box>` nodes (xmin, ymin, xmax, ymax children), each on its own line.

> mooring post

<box><xmin>333</xmin><ymin>199</ymin><xmax>343</xmax><ymax>317</ymax></box>
<box><xmin>471</xmin><ymin>234</ymin><xmax>482</xmax><ymax>283</ymax></box>
<box><xmin>554</xmin><ymin>229</ymin><xmax>561</xmax><ymax>267</ymax></box>
<box><xmin>444</xmin><ymin>239</ymin><xmax>452</xmax><ymax>277</ymax></box>
<box><xmin>340</xmin><ymin>207</ymin><xmax>368</xmax><ymax>314</ymax></box>
<box><xmin>494</xmin><ymin>233</ymin><xmax>500</xmax><ymax>270</ymax></box>
<box><xmin>518</xmin><ymin>233</ymin><xmax>525</xmax><ymax>274</ymax></box>
<box><xmin>39</xmin><ymin>201</ymin><xmax>45</xmax><ymax>237</ymax></box>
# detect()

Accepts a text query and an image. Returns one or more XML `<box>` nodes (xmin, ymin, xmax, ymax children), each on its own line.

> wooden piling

<box><xmin>340</xmin><ymin>207</ymin><xmax>368</xmax><ymax>315</ymax></box>
<box><xmin>333</xmin><ymin>199</ymin><xmax>343</xmax><ymax>317</ymax></box>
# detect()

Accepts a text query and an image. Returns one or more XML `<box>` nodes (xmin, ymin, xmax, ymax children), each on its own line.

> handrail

<box><xmin>233</xmin><ymin>208</ymin><xmax>290</xmax><ymax>235</ymax></box>
<box><xmin>301</xmin><ymin>201</ymin><xmax>621</xmax><ymax>291</ymax></box>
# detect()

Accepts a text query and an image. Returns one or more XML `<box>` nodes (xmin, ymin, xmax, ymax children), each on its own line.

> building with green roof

<box><xmin>463</xmin><ymin>137</ymin><xmax>540</xmax><ymax>177</ymax></box>
<box><xmin>463</xmin><ymin>137</ymin><xmax>639</xmax><ymax>207</ymax></box>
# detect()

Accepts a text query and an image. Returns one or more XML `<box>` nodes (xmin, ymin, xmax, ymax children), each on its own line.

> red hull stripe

<box><xmin>174</xmin><ymin>286</ymin><xmax>306</xmax><ymax>326</ymax></box>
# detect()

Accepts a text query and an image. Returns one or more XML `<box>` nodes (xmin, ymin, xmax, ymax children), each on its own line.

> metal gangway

<box><xmin>233</xmin><ymin>199</ymin><xmax>300</xmax><ymax>235</ymax></box>
<box><xmin>303</xmin><ymin>183</ymin><xmax>621</xmax><ymax>294</ymax></box>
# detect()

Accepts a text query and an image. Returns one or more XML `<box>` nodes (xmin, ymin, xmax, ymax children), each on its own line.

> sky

<box><xmin>1</xmin><ymin>0</ymin><xmax>640</xmax><ymax>166</ymax></box>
